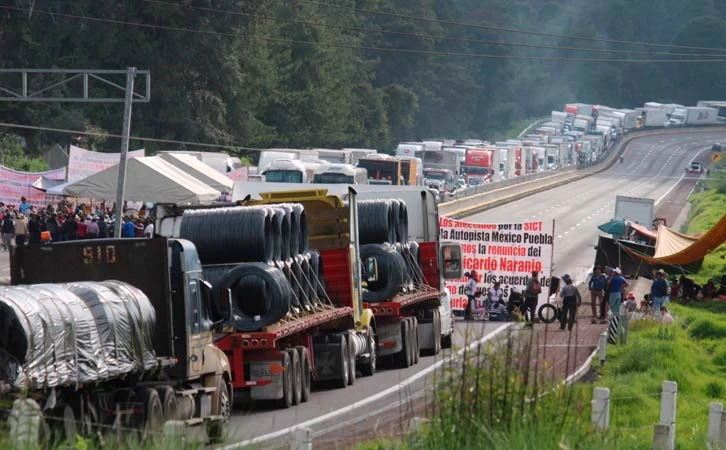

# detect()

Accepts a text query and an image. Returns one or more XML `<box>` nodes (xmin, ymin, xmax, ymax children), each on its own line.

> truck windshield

<box><xmin>313</xmin><ymin>173</ymin><xmax>355</xmax><ymax>184</ymax></box>
<box><xmin>464</xmin><ymin>167</ymin><xmax>489</xmax><ymax>175</ymax></box>
<box><xmin>424</xmin><ymin>172</ymin><xmax>447</xmax><ymax>180</ymax></box>
<box><xmin>264</xmin><ymin>170</ymin><xmax>303</xmax><ymax>183</ymax></box>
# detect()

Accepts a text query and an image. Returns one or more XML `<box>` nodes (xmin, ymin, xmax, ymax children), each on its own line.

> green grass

<box><xmin>357</xmin><ymin>302</ymin><xmax>726</xmax><ymax>450</ymax></box>
<box><xmin>686</xmin><ymin>160</ymin><xmax>726</xmax><ymax>285</ymax></box>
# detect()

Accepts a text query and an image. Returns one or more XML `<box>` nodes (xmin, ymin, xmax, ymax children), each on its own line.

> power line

<box><xmin>3</xmin><ymin>6</ymin><xmax>726</xmax><ymax>63</ymax></box>
<box><xmin>294</xmin><ymin>0</ymin><xmax>726</xmax><ymax>53</ymax></box>
<box><xmin>143</xmin><ymin>0</ymin><xmax>726</xmax><ymax>58</ymax></box>
<box><xmin>0</xmin><ymin>122</ymin><xmax>266</xmax><ymax>152</ymax></box>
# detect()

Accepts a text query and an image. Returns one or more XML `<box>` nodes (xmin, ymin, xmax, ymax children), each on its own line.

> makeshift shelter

<box><xmin>62</xmin><ymin>156</ymin><xmax>221</xmax><ymax>205</ymax></box>
<box><xmin>159</xmin><ymin>152</ymin><xmax>234</xmax><ymax>193</ymax></box>
<box><xmin>622</xmin><ymin>212</ymin><xmax>726</xmax><ymax>265</ymax></box>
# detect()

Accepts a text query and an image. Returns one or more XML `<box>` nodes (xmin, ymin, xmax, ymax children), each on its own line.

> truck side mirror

<box><xmin>441</xmin><ymin>243</ymin><xmax>463</xmax><ymax>280</ymax></box>
<box><xmin>364</xmin><ymin>256</ymin><xmax>379</xmax><ymax>283</ymax></box>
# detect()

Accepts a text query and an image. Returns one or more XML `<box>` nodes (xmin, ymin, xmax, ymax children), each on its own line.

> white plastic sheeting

<box><xmin>0</xmin><ymin>281</ymin><xmax>156</xmax><ymax>389</ymax></box>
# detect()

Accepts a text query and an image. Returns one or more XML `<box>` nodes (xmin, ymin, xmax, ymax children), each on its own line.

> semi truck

<box><xmin>312</xmin><ymin>163</ymin><xmax>368</xmax><ymax>184</ymax></box>
<box><xmin>357</xmin><ymin>155</ymin><xmax>403</xmax><ymax>185</ymax></box>
<box><xmin>614</xmin><ymin>195</ymin><xmax>655</xmax><ymax>228</ymax></box>
<box><xmin>156</xmin><ymin>187</ymin><xmax>461</xmax><ymax>409</ymax></box>
<box><xmin>462</xmin><ymin>148</ymin><xmax>494</xmax><ymax>183</ymax></box>
<box><xmin>7</xmin><ymin>238</ymin><xmax>233</xmax><ymax>442</ymax></box>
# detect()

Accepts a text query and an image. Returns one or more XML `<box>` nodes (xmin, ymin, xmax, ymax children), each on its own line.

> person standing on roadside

<box><xmin>559</xmin><ymin>274</ymin><xmax>582</xmax><ymax>331</ymax></box>
<box><xmin>463</xmin><ymin>270</ymin><xmax>479</xmax><ymax>320</ymax></box>
<box><xmin>13</xmin><ymin>213</ymin><xmax>28</xmax><ymax>247</ymax></box>
<box><xmin>1</xmin><ymin>212</ymin><xmax>15</xmax><ymax>251</ymax></box>
<box><xmin>608</xmin><ymin>267</ymin><xmax>628</xmax><ymax>316</ymax></box>
<box><xmin>650</xmin><ymin>269</ymin><xmax>668</xmax><ymax>316</ymax></box>
<box><xmin>523</xmin><ymin>270</ymin><xmax>542</xmax><ymax>326</ymax></box>
<box><xmin>589</xmin><ymin>266</ymin><xmax>607</xmax><ymax>323</ymax></box>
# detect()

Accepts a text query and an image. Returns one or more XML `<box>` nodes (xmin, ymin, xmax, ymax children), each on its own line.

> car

<box><xmin>686</xmin><ymin>161</ymin><xmax>703</xmax><ymax>174</ymax></box>
<box><xmin>713</xmin><ymin>143</ymin><xmax>722</xmax><ymax>152</ymax></box>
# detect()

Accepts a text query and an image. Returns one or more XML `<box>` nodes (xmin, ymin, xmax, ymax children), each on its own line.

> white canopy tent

<box><xmin>62</xmin><ymin>156</ymin><xmax>221</xmax><ymax>204</ymax></box>
<box><xmin>159</xmin><ymin>152</ymin><xmax>235</xmax><ymax>193</ymax></box>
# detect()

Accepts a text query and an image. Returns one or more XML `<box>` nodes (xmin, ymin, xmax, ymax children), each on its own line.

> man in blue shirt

<box><xmin>650</xmin><ymin>269</ymin><xmax>669</xmax><ymax>316</ymax></box>
<box><xmin>588</xmin><ymin>266</ymin><xmax>607</xmax><ymax>322</ymax></box>
<box><xmin>122</xmin><ymin>216</ymin><xmax>136</xmax><ymax>238</ymax></box>
<box><xmin>607</xmin><ymin>267</ymin><xmax>628</xmax><ymax>316</ymax></box>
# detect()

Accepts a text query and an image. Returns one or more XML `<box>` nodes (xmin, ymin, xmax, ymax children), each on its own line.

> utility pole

<box><xmin>114</xmin><ymin>67</ymin><xmax>137</xmax><ymax>238</ymax></box>
<box><xmin>0</xmin><ymin>68</ymin><xmax>150</xmax><ymax>235</ymax></box>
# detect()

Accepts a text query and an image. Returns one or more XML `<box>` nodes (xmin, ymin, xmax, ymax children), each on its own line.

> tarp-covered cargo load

<box><xmin>0</xmin><ymin>281</ymin><xmax>156</xmax><ymax>389</ymax></box>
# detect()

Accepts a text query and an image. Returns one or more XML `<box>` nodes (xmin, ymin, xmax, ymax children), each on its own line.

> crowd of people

<box><xmin>0</xmin><ymin>197</ymin><xmax>155</xmax><ymax>251</ymax></box>
<box><xmin>460</xmin><ymin>264</ymin><xmax>721</xmax><ymax>331</ymax></box>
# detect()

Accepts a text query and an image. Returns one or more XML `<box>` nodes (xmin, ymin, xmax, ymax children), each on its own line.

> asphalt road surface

<box><xmin>220</xmin><ymin>130</ymin><xmax>726</xmax><ymax>448</ymax></box>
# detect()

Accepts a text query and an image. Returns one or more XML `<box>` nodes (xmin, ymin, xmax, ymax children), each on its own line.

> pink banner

<box><xmin>0</xmin><ymin>165</ymin><xmax>66</xmax><ymax>184</ymax></box>
<box><xmin>67</xmin><ymin>145</ymin><xmax>145</xmax><ymax>182</ymax></box>
<box><xmin>0</xmin><ymin>182</ymin><xmax>57</xmax><ymax>206</ymax></box>
<box><xmin>226</xmin><ymin>167</ymin><xmax>248</xmax><ymax>182</ymax></box>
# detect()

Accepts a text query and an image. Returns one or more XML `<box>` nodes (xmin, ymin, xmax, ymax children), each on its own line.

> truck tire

<box><xmin>344</xmin><ymin>333</ymin><xmax>356</xmax><ymax>386</ymax></box>
<box><xmin>397</xmin><ymin>319</ymin><xmax>412</xmax><ymax>369</ymax></box>
<box><xmin>359</xmin><ymin>326</ymin><xmax>377</xmax><ymax>377</ymax></box>
<box><xmin>432</xmin><ymin>309</ymin><xmax>442</xmax><ymax>355</ymax></box>
<box><xmin>285</xmin><ymin>349</ymin><xmax>303</xmax><ymax>406</ymax></box>
<box><xmin>278</xmin><ymin>351</ymin><xmax>294</xmax><ymax>408</ymax></box>
<box><xmin>410</xmin><ymin>317</ymin><xmax>420</xmax><ymax>365</ymax></box>
<box><xmin>335</xmin><ymin>334</ymin><xmax>350</xmax><ymax>389</ymax></box>
<box><xmin>538</xmin><ymin>303</ymin><xmax>558</xmax><ymax>324</ymax></box>
<box><xmin>137</xmin><ymin>387</ymin><xmax>164</xmax><ymax>441</ymax></box>
<box><xmin>208</xmin><ymin>376</ymin><xmax>231</xmax><ymax>443</ymax></box>
<box><xmin>295</xmin><ymin>346</ymin><xmax>312</xmax><ymax>402</ymax></box>
<box><xmin>156</xmin><ymin>386</ymin><xmax>178</xmax><ymax>421</ymax></box>
<box><xmin>441</xmin><ymin>330</ymin><xmax>453</xmax><ymax>350</ymax></box>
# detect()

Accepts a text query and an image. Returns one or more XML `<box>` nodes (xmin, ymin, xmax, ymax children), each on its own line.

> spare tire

<box><xmin>360</xmin><ymin>244</ymin><xmax>406</xmax><ymax>303</ymax></box>
<box><xmin>180</xmin><ymin>207</ymin><xmax>274</xmax><ymax>264</ymax></box>
<box><xmin>212</xmin><ymin>263</ymin><xmax>291</xmax><ymax>331</ymax></box>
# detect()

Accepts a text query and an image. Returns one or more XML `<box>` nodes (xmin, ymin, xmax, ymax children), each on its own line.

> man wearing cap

<box><xmin>607</xmin><ymin>267</ymin><xmax>628</xmax><ymax>316</ymax></box>
<box><xmin>559</xmin><ymin>274</ymin><xmax>582</xmax><ymax>331</ymax></box>
<box><xmin>650</xmin><ymin>269</ymin><xmax>668</xmax><ymax>316</ymax></box>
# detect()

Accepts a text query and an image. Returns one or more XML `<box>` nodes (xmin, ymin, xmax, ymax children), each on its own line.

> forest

<box><xmin>1</xmin><ymin>0</ymin><xmax>726</xmax><ymax>162</ymax></box>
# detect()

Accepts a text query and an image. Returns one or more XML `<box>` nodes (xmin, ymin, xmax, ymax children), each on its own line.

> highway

<box><xmin>220</xmin><ymin>130</ymin><xmax>726</xmax><ymax>448</ymax></box>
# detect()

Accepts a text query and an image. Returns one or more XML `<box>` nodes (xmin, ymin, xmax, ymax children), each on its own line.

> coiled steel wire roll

<box><xmin>358</xmin><ymin>200</ymin><xmax>396</xmax><ymax>244</ymax></box>
<box><xmin>273</xmin><ymin>261</ymin><xmax>302</xmax><ymax>310</ymax></box>
<box><xmin>299</xmin><ymin>256</ymin><xmax>316</xmax><ymax>306</ymax></box>
<box><xmin>291</xmin><ymin>204</ymin><xmax>308</xmax><ymax>254</ymax></box>
<box><xmin>360</xmin><ymin>243</ymin><xmax>406</xmax><ymax>303</ymax></box>
<box><xmin>397</xmin><ymin>202</ymin><xmax>409</xmax><ymax>243</ymax></box>
<box><xmin>273</xmin><ymin>205</ymin><xmax>293</xmax><ymax>261</ymax></box>
<box><xmin>180</xmin><ymin>207</ymin><xmax>274</xmax><ymax>264</ymax></box>
<box><xmin>211</xmin><ymin>263</ymin><xmax>292</xmax><ymax>331</ymax></box>
<box><xmin>291</xmin><ymin>254</ymin><xmax>312</xmax><ymax>310</ymax></box>
<box><xmin>308</xmin><ymin>249</ymin><xmax>326</xmax><ymax>301</ymax></box>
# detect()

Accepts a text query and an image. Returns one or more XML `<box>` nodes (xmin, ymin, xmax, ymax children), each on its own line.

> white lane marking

<box><xmin>219</xmin><ymin>324</ymin><xmax>513</xmax><ymax>449</ymax></box>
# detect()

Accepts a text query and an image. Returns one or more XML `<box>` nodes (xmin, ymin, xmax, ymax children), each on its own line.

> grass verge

<box><xmin>358</xmin><ymin>302</ymin><xmax>726</xmax><ymax>450</ymax></box>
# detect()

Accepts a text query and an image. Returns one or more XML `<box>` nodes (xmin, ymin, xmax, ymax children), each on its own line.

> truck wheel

<box><xmin>156</xmin><ymin>386</ymin><xmax>178</xmax><ymax>421</ymax></box>
<box><xmin>433</xmin><ymin>310</ymin><xmax>442</xmax><ymax>355</ymax></box>
<box><xmin>411</xmin><ymin>317</ymin><xmax>419</xmax><ymax>364</ymax></box>
<box><xmin>360</xmin><ymin>327</ymin><xmax>377</xmax><ymax>377</ymax></box>
<box><xmin>285</xmin><ymin>349</ymin><xmax>303</xmax><ymax>406</ymax></box>
<box><xmin>295</xmin><ymin>346</ymin><xmax>312</xmax><ymax>402</ymax></box>
<box><xmin>137</xmin><ymin>387</ymin><xmax>164</xmax><ymax>441</ymax></box>
<box><xmin>336</xmin><ymin>334</ymin><xmax>350</xmax><ymax>389</ymax></box>
<box><xmin>538</xmin><ymin>304</ymin><xmax>558</xmax><ymax>324</ymax></box>
<box><xmin>208</xmin><ymin>376</ymin><xmax>231</xmax><ymax>443</ymax></box>
<box><xmin>397</xmin><ymin>319</ymin><xmax>412</xmax><ymax>368</ymax></box>
<box><xmin>278</xmin><ymin>351</ymin><xmax>294</xmax><ymax>408</ymax></box>
<box><xmin>345</xmin><ymin>332</ymin><xmax>356</xmax><ymax>386</ymax></box>
<box><xmin>441</xmin><ymin>331</ymin><xmax>453</xmax><ymax>349</ymax></box>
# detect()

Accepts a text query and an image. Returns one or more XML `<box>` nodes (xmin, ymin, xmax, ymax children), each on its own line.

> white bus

<box><xmin>312</xmin><ymin>163</ymin><xmax>368</xmax><ymax>184</ymax></box>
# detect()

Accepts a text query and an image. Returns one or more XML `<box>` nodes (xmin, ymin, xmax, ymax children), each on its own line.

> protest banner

<box><xmin>439</xmin><ymin>216</ymin><xmax>555</xmax><ymax>312</ymax></box>
<box><xmin>67</xmin><ymin>145</ymin><xmax>145</xmax><ymax>182</ymax></box>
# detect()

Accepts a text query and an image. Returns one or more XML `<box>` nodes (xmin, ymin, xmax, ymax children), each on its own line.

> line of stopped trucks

<box><xmin>2</xmin><ymin>185</ymin><xmax>463</xmax><ymax>444</ymax></box>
